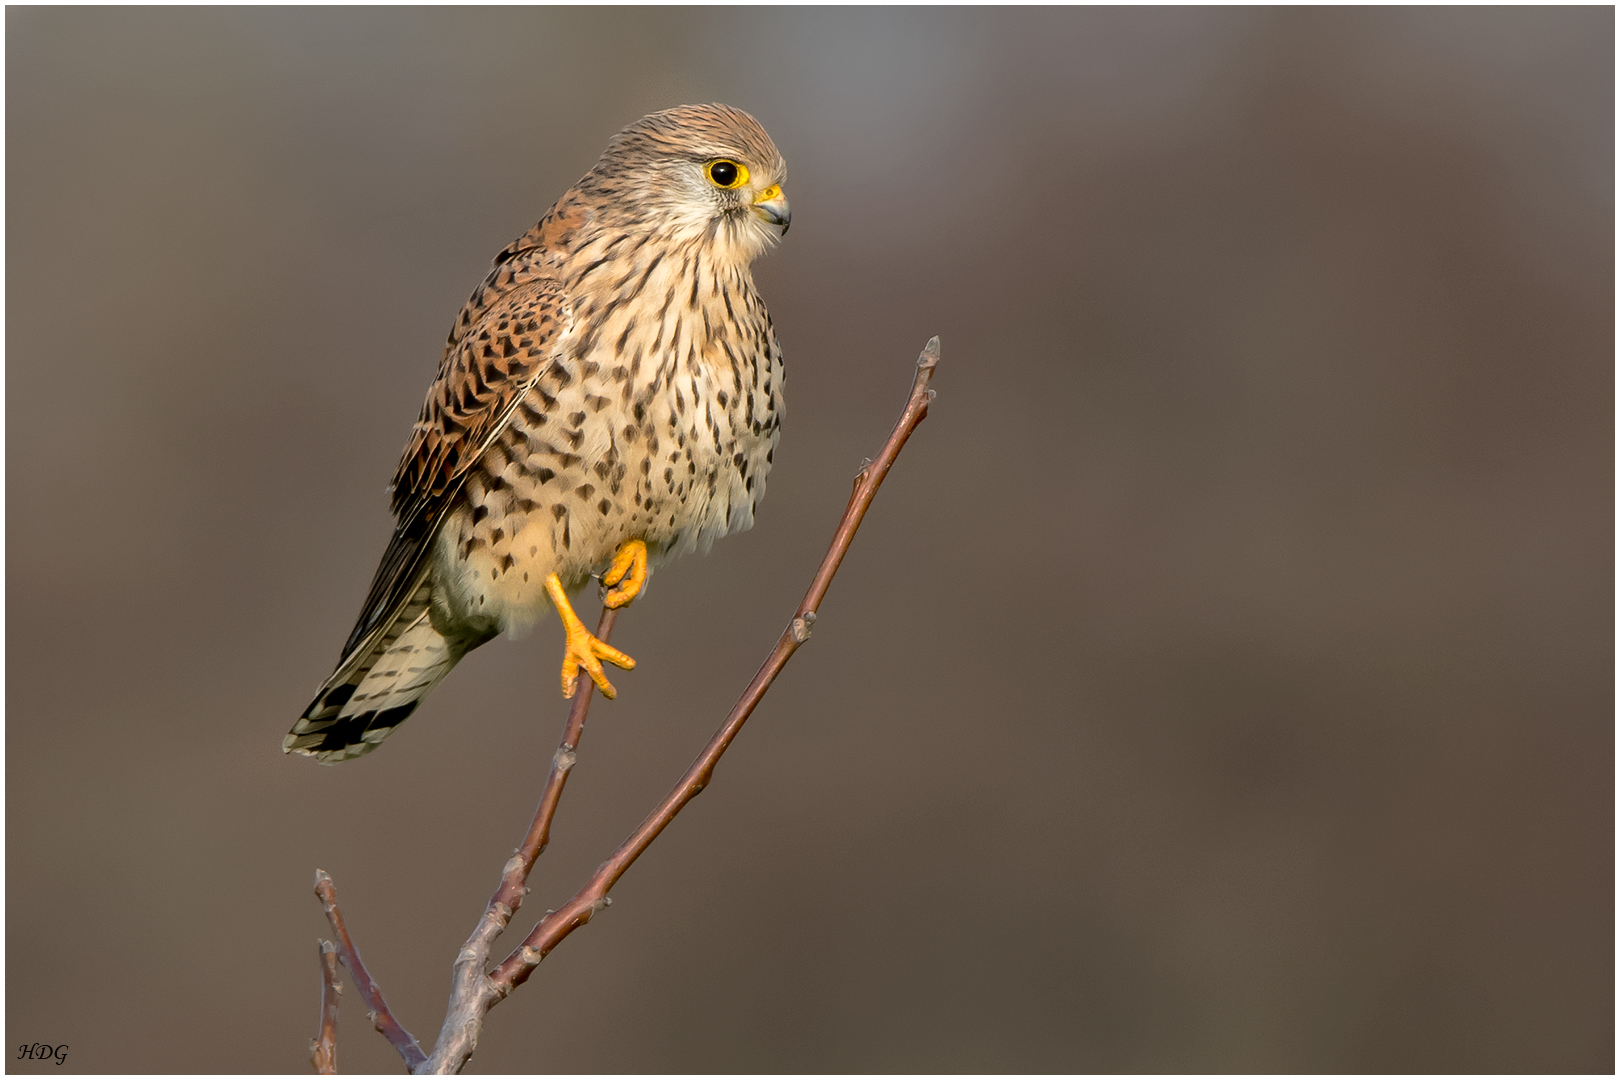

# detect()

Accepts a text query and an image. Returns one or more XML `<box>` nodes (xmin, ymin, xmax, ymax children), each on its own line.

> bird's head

<box><xmin>583</xmin><ymin>103</ymin><xmax>790</xmax><ymax>263</ymax></box>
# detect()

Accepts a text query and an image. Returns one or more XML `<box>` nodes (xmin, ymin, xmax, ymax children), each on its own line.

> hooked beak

<box><xmin>751</xmin><ymin>184</ymin><xmax>791</xmax><ymax>235</ymax></box>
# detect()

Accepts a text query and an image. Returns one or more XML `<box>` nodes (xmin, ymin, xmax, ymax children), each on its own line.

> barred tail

<box><xmin>286</xmin><ymin>583</ymin><xmax>464</xmax><ymax>764</ymax></box>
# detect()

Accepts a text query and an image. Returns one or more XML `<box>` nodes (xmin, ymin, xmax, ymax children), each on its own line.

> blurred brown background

<box><xmin>7</xmin><ymin>7</ymin><xmax>1612</xmax><ymax>1073</ymax></box>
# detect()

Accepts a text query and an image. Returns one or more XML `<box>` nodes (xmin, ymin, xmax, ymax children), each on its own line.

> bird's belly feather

<box><xmin>429</xmin><ymin>299</ymin><xmax>782</xmax><ymax>638</ymax></box>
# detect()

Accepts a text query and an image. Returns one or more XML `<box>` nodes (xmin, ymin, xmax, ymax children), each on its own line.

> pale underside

<box><xmin>434</xmin><ymin>263</ymin><xmax>783</xmax><ymax>641</ymax></box>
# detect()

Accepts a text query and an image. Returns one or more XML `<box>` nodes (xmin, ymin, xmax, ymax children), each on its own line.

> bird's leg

<box><xmin>600</xmin><ymin>538</ymin><xmax>649</xmax><ymax>609</ymax></box>
<box><xmin>545</xmin><ymin>573</ymin><xmax>636</xmax><ymax>699</ymax></box>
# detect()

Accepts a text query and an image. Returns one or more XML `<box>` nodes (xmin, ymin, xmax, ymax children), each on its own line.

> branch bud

<box><xmin>918</xmin><ymin>335</ymin><xmax>941</xmax><ymax>370</ymax></box>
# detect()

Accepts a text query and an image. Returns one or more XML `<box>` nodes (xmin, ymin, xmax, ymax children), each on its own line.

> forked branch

<box><xmin>311</xmin><ymin>337</ymin><xmax>940</xmax><ymax>1074</ymax></box>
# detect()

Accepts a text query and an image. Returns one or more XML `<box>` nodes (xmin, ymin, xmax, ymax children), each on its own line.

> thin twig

<box><xmin>420</xmin><ymin>608</ymin><xmax>616</xmax><ymax>1074</ymax></box>
<box><xmin>311</xmin><ymin>940</ymin><xmax>342</xmax><ymax>1075</ymax></box>
<box><xmin>314</xmin><ymin>870</ymin><xmax>428</xmax><ymax>1071</ymax></box>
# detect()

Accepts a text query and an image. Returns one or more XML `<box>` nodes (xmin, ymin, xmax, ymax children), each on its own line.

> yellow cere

<box><xmin>754</xmin><ymin>184</ymin><xmax>783</xmax><ymax>204</ymax></box>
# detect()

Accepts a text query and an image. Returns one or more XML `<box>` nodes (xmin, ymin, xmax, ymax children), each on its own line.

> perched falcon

<box><xmin>286</xmin><ymin>104</ymin><xmax>790</xmax><ymax>763</ymax></box>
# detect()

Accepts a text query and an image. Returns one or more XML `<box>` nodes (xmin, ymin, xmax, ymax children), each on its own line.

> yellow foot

<box><xmin>601</xmin><ymin>538</ymin><xmax>649</xmax><ymax>609</ymax></box>
<box><xmin>545</xmin><ymin>572</ymin><xmax>635</xmax><ymax>699</ymax></box>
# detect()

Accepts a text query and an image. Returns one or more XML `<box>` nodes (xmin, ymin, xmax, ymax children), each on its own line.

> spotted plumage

<box><xmin>287</xmin><ymin>104</ymin><xmax>790</xmax><ymax>763</ymax></box>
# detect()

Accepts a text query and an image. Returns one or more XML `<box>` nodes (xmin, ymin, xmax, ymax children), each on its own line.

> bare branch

<box><xmin>488</xmin><ymin>335</ymin><xmax>940</xmax><ymax>995</ymax></box>
<box><xmin>314</xmin><ymin>870</ymin><xmax>428</xmax><ymax>1071</ymax></box>
<box><xmin>318</xmin><ymin>337</ymin><xmax>939</xmax><ymax>1075</ymax></box>
<box><xmin>420</xmin><ymin>609</ymin><xmax>617</xmax><ymax>1074</ymax></box>
<box><xmin>310</xmin><ymin>940</ymin><xmax>341</xmax><ymax>1074</ymax></box>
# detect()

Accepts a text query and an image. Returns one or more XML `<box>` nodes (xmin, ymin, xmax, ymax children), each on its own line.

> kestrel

<box><xmin>286</xmin><ymin>104</ymin><xmax>789</xmax><ymax>763</ymax></box>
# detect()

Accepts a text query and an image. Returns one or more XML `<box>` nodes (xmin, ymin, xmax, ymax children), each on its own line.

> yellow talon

<box><xmin>545</xmin><ymin>572</ymin><xmax>635</xmax><ymax>699</ymax></box>
<box><xmin>601</xmin><ymin>538</ymin><xmax>649</xmax><ymax>609</ymax></box>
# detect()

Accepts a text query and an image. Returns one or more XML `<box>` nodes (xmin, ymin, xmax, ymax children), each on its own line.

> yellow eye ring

<box><xmin>706</xmin><ymin>159</ymin><xmax>749</xmax><ymax>190</ymax></box>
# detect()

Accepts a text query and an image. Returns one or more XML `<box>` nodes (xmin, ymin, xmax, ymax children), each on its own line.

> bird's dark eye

<box><xmin>707</xmin><ymin>159</ymin><xmax>747</xmax><ymax>189</ymax></box>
